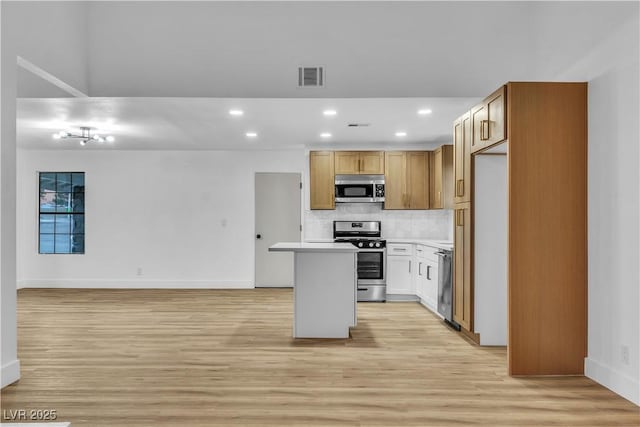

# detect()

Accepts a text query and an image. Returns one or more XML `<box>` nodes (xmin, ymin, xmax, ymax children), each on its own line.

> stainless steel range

<box><xmin>333</xmin><ymin>221</ymin><xmax>386</xmax><ymax>302</ymax></box>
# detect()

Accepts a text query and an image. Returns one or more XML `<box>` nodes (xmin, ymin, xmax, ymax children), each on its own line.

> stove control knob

<box><xmin>358</xmin><ymin>242</ymin><xmax>364</xmax><ymax>248</ymax></box>
<box><xmin>369</xmin><ymin>242</ymin><xmax>374</xmax><ymax>247</ymax></box>
<box><xmin>375</xmin><ymin>242</ymin><xmax>381</xmax><ymax>248</ymax></box>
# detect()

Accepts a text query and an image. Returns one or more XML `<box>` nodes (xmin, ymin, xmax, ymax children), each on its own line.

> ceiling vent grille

<box><xmin>298</xmin><ymin>67</ymin><xmax>324</xmax><ymax>87</ymax></box>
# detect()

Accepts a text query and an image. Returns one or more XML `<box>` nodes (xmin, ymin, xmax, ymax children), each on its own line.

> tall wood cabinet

<box><xmin>453</xmin><ymin>203</ymin><xmax>472</xmax><ymax>331</ymax></box>
<box><xmin>384</xmin><ymin>151</ymin><xmax>430</xmax><ymax>210</ymax></box>
<box><xmin>452</xmin><ymin>82</ymin><xmax>587</xmax><ymax>376</ymax></box>
<box><xmin>309</xmin><ymin>151</ymin><xmax>335</xmax><ymax>210</ymax></box>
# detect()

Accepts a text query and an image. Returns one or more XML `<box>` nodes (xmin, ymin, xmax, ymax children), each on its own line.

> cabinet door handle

<box><xmin>408</xmin><ymin>260</ymin><xmax>411</xmax><ymax>274</ymax></box>
<box><xmin>456</xmin><ymin>179</ymin><xmax>464</xmax><ymax>197</ymax></box>
<box><xmin>480</xmin><ymin>119</ymin><xmax>489</xmax><ymax>141</ymax></box>
<box><xmin>418</xmin><ymin>262</ymin><xmax>422</xmax><ymax>276</ymax></box>
<box><xmin>427</xmin><ymin>265</ymin><xmax>431</xmax><ymax>280</ymax></box>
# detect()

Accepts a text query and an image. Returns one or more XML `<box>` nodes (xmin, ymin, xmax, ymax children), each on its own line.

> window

<box><xmin>39</xmin><ymin>172</ymin><xmax>85</xmax><ymax>254</ymax></box>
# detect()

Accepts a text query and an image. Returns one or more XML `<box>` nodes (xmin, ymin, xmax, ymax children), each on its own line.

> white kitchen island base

<box><xmin>269</xmin><ymin>243</ymin><xmax>358</xmax><ymax>338</ymax></box>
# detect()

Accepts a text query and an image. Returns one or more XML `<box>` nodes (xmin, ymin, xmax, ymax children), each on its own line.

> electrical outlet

<box><xmin>136</xmin><ymin>267</ymin><xmax>143</xmax><ymax>276</ymax></box>
<box><xmin>621</xmin><ymin>345</ymin><xmax>630</xmax><ymax>365</ymax></box>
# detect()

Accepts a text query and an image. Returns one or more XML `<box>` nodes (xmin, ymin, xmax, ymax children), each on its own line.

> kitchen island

<box><xmin>269</xmin><ymin>242</ymin><xmax>358</xmax><ymax>338</ymax></box>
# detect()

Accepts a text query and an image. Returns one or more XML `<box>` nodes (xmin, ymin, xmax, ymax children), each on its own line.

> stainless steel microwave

<box><xmin>334</xmin><ymin>174</ymin><xmax>385</xmax><ymax>203</ymax></box>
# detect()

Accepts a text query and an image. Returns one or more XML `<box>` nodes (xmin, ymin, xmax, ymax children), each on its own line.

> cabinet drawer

<box><xmin>387</xmin><ymin>243</ymin><xmax>413</xmax><ymax>256</ymax></box>
<box><xmin>422</xmin><ymin>246</ymin><xmax>440</xmax><ymax>263</ymax></box>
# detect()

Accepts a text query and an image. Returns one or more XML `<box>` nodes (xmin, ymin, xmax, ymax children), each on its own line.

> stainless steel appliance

<box><xmin>333</xmin><ymin>220</ymin><xmax>386</xmax><ymax>302</ymax></box>
<box><xmin>334</xmin><ymin>175</ymin><xmax>385</xmax><ymax>203</ymax></box>
<box><xmin>436</xmin><ymin>249</ymin><xmax>460</xmax><ymax>330</ymax></box>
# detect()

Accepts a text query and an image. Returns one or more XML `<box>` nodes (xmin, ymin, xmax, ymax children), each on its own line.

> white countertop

<box><xmin>270</xmin><ymin>242</ymin><xmax>358</xmax><ymax>253</ymax></box>
<box><xmin>304</xmin><ymin>239</ymin><xmax>453</xmax><ymax>251</ymax></box>
<box><xmin>386</xmin><ymin>238</ymin><xmax>453</xmax><ymax>251</ymax></box>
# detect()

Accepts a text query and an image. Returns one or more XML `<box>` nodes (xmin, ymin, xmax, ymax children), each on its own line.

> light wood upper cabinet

<box><xmin>360</xmin><ymin>151</ymin><xmax>385</xmax><ymax>174</ymax></box>
<box><xmin>334</xmin><ymin>152</ymin><xmax>360</xmax><ymax>174</ymax></box>
<box><xmin>430</xmin><ymin>145</ymin><xmax>454</xmax><ymax>209</ymax></box>
<box><xmin>407</xmin><ymin>152</ymin><xmax>429</xmax><ymax>209</ymax></box>
<box><xmin>454</xmin><ymin>113</ymin><xmax>472</xmax><ymax>204</ymax></box>
<box><xmin>471</xmin><ymin>86</ymin><xmax>507</xmax><ymax>153</ymax></box>
<box><xmin>309</xmin><ymin>151</ymin><xmax>335</xmax><ymax>210</ymax></box>
<box><xmin>335</xmin><ymin>151</ymin><xmax>384</xmax><ymax>174</ymax></box>
<box><xmin>453</xmin><ymin>203</ymin><xmax>472</xmax><ymax>331</ymax></box>
<box><xmin>384</xmin><ymin>151</ymin><xmax>430</xmax><ymax>210</ymax></box>
<box><xmin>383</xmin><ymin>152</ymin><xmax>407</xmax><ymax>209</ymax></box>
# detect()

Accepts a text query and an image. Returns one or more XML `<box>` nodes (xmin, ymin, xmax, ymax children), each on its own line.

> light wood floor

<box><xmin>2</xmin><ymin>289</ymin><xmax>638</xmax><ymax>426</ymax></box>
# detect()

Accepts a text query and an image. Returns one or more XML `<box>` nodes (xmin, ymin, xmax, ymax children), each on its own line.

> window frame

<box><xmin>38</xmin><ymin>171</ymin><xmax>85</xmax><ymax>255</ymax></box>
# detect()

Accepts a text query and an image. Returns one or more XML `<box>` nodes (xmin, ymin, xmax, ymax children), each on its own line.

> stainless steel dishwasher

<box><xmin>436</xmin><ymin>249</ymin><xmax>460</xmax><ymax>330</ymax></box>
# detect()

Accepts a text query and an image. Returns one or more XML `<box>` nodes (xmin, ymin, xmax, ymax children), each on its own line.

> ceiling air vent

<box><xmin>298</xmin><ymin>67</ymin><xmax>324</xmax><ymax>87</ymax></box>
<box><xmin>347</xmin><ymin>123</ymin><xmax>371</xmax><ymax>127</ymax></box>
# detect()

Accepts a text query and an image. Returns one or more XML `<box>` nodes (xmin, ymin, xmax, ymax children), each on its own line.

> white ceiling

<box><xmin>83</xmin><ymin>1</ymin><xmax>634</xmax><ymax>98</ymax></box>
<box><xmin>11</xmin><ymin>1</ymin><xmax>638</xmax><ymax>151</ymax></box>
<box><xmin>17</xmin><ymin>97</ymin><xmax>479</xmax><ymax>150</ymax></box>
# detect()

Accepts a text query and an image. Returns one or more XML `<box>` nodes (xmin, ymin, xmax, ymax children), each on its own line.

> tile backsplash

<box><xmin>304</xmin><ymin>204</ymin><xmax>453</xmax><ymax>241</ymax></box>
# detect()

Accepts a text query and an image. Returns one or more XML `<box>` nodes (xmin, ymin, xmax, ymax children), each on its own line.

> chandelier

<box><xmin>53</xmin><ymin>127</ymin><xmax>115</xmax><ymax>145</ymax></box>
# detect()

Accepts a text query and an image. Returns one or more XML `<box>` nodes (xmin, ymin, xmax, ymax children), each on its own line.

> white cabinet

<box><xmin>422</xmin><ymin>259</ymin><xmax>438</xmax><ymax>312</ymax></box>
<box><xmin>415</xmin><ymin>246</ymin><xmax>427</xmax><ymax>299</ymax></box>
<box><xmin>416</xmin><ymin>245</ymin><xmax>439</xmax><ymax>313</ymax></box>
<box><xmin>386</xmin><ymin>243</ymin><xmax>414</xmax><ymax>295</ymax></box>
<box><xmin>386</xmin><ymin>241</ymin><xmax>450</xmax><ymax>313</ymax></box>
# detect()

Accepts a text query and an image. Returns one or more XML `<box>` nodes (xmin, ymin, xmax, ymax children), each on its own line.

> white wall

<box><xmin>554</xmin><ymin>14</ymin><xmax>640</xmax><ymax>405</ymax></box>
<box><xmin>473</xmin><ymin>154</ymin><xmax>507</xmax><ymax>346</ymax></box>
<box><xmin>17</xmin><ymin>149</ymin><xmax>304</xmax><ymax>288</ymax></box>
<box><xmin>1</xmin><ymin>2</ymin><xmax>20</xmax><ymax>389</ymax></box>
<box><xmin>17</xmin><ymin>148</ymin><xmax>451</xmax><ymax>287</ymax></box>
<box><xmin>1</xmin><ymin>1</ymin><xmax>89</xmax><ymax>388</ymax></box>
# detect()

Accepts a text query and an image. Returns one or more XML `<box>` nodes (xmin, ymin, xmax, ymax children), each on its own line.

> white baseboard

<box><xmin>585</xmin><ymin>357</ymin><xmax>640</xmax><ymax>406</ymax></box>
<box><xmin>1</xmin><ymin>359</ymin><xmax>21</xmax><ymax>388</ymax></box>
<box><xmin>17</xmin><ymin>279</ymin><xmax>253</xmax><ymax>290</ymax></box>
<box><xmin>386</xmin><ymin>294</ymin><xmax>419</xmax><ymax>302</ymax></box>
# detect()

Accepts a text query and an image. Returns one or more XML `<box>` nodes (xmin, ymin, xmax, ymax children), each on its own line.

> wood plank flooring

<box><xmin>2</xmin><ymin>289</ymin><xmax>638</xmax><ymax>426</ymax></box>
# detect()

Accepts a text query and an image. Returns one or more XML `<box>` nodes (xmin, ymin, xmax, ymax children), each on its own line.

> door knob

<box><xmin>256</xmin><ymin>234</ymin><xmax>262</xmax><ymax>239</ymax></box>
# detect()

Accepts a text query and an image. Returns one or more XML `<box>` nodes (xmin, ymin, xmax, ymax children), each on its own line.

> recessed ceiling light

<box><xmin>418</xmin><ymin>109</ymin><xmax>432</xmax><ymax>115</ymax></box>
<box><xmin>320</xmin><ymin>132</ymin><xmax>332</xmax><ymax>138</ymax></box>
<box><xmin>229</xmin><ymin>109</ymin><xmax>244</xmax><ymax>116</ymax></box>
<box><xmin>395</xmin><ymin>131</ymin><xmax>407</xmax><ymax>137</ymax></box>
<box><xmin>245</xmin><ymin>132</ymin><xmax>258</xmax><ymax>138</ymax></box>
<box><xmin>323</xmin><ymin>110</ymin><xmax>337</xmax><ymax>116</ymax></box>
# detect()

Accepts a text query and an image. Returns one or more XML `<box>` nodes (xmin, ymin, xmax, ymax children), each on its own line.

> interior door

<box><xmin>255</xmin><ymin>173</ymin><xmax>301</xmax><ymax>287</ymax></box>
